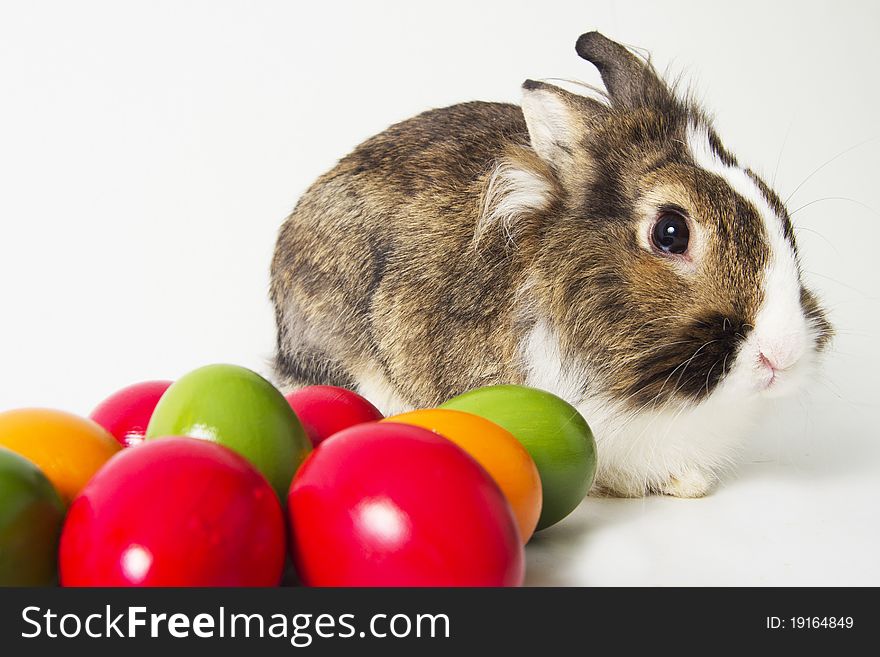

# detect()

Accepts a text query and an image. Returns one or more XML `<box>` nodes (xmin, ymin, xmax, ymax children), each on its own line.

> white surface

<box><xmin>1</xmin><ymin>1</ymin><xmax>878</xmax><ymax>585</ymax></box>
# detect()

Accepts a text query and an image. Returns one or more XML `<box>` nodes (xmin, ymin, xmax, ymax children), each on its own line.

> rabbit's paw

<box><xmin>660</xmin><ymin>469</ymin><xmax>714</xmax><ymax>498</ymax></box>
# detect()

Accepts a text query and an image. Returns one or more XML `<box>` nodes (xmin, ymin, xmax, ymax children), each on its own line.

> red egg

<box><xmin>90</xmin><ymin>380</ymin><xmax>173</xmax><ymax>447</ymax></box>
<box><xmin>284</xmin><ymin>385</ymin><xmax>383</xmax><ymax>447</ymax></box>
<box><xmin>288</xmin><ymin>422</ymin><xmax>524</xmax><ymax>586</ymax></box>
<box><xmin>59</xmin><ymin>437</ymin><xmax>285</xmax><ymax>587</ymax></box>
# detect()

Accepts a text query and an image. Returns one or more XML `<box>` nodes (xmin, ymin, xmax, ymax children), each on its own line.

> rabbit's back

<box><xmin>270</xmin><ymin>101</ymin><xmax>533</xmax><ymax>407</ymax></box>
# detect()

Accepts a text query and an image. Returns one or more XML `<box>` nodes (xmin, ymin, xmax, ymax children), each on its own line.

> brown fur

<box><xmin>271</xmin><ymin>102</ymin><xmax>535</xmax><ymax>404</ymax></box>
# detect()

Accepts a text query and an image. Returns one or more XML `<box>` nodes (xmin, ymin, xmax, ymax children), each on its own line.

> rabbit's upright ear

<box><xmin>575</xmin><ymin>31</ymin><xmax>672</xmax><ymax>109</ymax></box>
<box><xmin>520</xmin><ymin>79</ymin><xmax>604</xmax><ymax>173</ymax></box>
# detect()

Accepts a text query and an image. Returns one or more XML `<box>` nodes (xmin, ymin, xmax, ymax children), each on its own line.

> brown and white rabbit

<box><xmin>270</xmin><ymin>31</ymin><xmax>832</xmax><ymax>498</ymax></box>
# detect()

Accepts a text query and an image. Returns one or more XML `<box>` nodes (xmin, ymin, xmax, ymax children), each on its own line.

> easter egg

<box><xmin>90</xmin><ymin>380</ymin><xmax>173</xmax><ymax>447</ymax></box>
<box><xmin>0</xmin><ymin>408</ymin><xmax>120</xmax><ymax>503</ymax></box>
<box><xmin>288</xmin><ymin>422</ymin><xmax>524</xmax><ymax>586</ymax></box>
<box><xmin>145</xmin><ymin>364</ymin><xmax>310</xmax><ymax>499</ymax></box>
<box><xmin>0</xmin><ymin>446</ymin><xmax>65</xmax><ymax>586</ymax></box>
<box><xmin>285</xmin><ymin>385</ymin><xmax>383</xmax><ymax>447</ymax></box>
<box><xmin>382</xmin><ymin>408</ymin><xmax>542</xmax><ymax>543</ymax></box>
<box><xmin>59</xmin><ymin>437</ymin><xmax>286</xmax><ymax>586</ymax></box>
<box><xmin>442</xmin><ymin>385</ymin><xmax>596</xmax><ymax>530</ymax></box>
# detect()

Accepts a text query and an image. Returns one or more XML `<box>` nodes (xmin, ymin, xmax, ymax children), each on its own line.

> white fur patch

<box><xmin>475</xmin><ymin>160</ymin><xmax>554</xmax><ymax>246</ymax></box>
<box><xmin>520</xmin><ymin>85</ymin><xmax>578</xmax><ymax>164</ymax></box>
<box><xmin>576</xmin><ymin>384</ymin><xmax>761</xmax><ymax>497</ymax></box>
<box><xmin>355</xmin><ymin>369</ymin><xmax>411</xmax><ymax>417</ymax></box>
<box><xmin>686</xmin><ymin>122</ymin><xmax>814</xmax><ymax>397</ymax></box>
<box><xmin>520</xmin><ymin>317</ymin><xmax>587</xmax><ymax>404</ymax></box>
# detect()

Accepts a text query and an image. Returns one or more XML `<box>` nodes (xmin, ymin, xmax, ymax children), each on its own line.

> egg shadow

<box><xmin>523</xmin><ymin>495</ymin><xmax>654</xmax><ymax>586</ymax></box>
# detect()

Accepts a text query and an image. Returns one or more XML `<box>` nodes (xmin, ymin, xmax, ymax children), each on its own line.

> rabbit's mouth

<box><xmin>754</xmin><ymin>352</ymin><xmax>815</xmax><ymax>400</ymax></box>
<box><xmin>758</xmin><ymin>353</ymin><xmax>781</xmax><ymax>390</ymax></box>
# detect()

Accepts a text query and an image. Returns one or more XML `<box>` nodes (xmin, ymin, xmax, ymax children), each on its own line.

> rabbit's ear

<box><xmin>520</xmin><ymin>80</ymin><xmax>604</xmax><ymax>171</ymax></box>
<box><xmin>575</xmin><ymin>31</ymin><xmax>672</xmax><ymax>109</ymax></box>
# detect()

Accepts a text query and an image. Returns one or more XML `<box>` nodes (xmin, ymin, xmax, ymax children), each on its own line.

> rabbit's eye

<box><xmin>651</xmin><ymin>212</ymin><xmax>689</xmax><ymax>255</ymax></box>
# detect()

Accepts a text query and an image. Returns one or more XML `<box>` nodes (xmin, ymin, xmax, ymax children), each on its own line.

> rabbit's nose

<box><xmin>758</xmin><ymin>351</ymin><xmax>779</xmax><ymax>373</ymax></box>
<box><xmin>757</xmin><ymin>351</ymin><xmax>781</xmax><ymax>389</ymax></box>
<box><xmin>757</xmin><ymin>336</ymin><xmax>804</xmax><ymax>378</ymax></box>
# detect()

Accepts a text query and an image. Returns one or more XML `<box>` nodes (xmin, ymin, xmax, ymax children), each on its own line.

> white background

<box><xmin>1</xmin><ymin>1</ymin><xmax>878</xmax><ymax>585</ymax></box>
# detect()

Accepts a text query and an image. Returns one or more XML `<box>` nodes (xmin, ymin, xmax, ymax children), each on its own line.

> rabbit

<box><xmin>269</xmin><ymin>31</ymin><xmax>832</xmax><ymax>499</ymax></box>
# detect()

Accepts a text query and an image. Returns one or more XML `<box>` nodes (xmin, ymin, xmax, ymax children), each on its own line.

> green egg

<box><xmin>0</xmin><ymin>446</ymin><xmax>65</xmax><ymax>586</ymax></box>
<box><xmin>146</xmin><ymin>364</ymin><xmax>310</xmax><ymax>499</ymax></box>
<box><xmin>442</xmin><ymin>385</ymin><xmax>596</xmax><ymax>530</ymax></box>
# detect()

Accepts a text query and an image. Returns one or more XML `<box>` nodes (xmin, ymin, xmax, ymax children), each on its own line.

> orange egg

<box><xmin>382</xmin><ymin>408</ymin><xmax>542</xmax><ymax>543</ymax></box>
<box><xmin>0</xmin><ymin>408</ymin><xmax>120</xmax><ymax>503</ymax></box>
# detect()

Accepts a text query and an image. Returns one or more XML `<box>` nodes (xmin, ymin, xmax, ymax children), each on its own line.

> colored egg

<box><xmin>145</xmin><ymin>364</ymin><xmax>310</xmax><ymax>499</ymax></box>
<box><xmin>90</xmin><ymin>380</ymin><xmax>173</xmax><ymax>447</ymax></box>
<box><xmin>0</xmin><ymin>446</ymin><xmax>65</xmax><ymax>586</ymax></box>
<box><xmin>382</xmin><ymin>408</ymin><xmax>542</xmax><ymax>543</ymax></box>
<box><xmin>441</xmin><ymin>385</ymin><xmax>596</xmax><ymax>531</ymax></box>
<box><xmin>285</xmin><ymin>385</ymin><xmax>383</xmax><ymax>447</ymax></box>
<box><xmin>0</xmin><ymin>408</ymin><xmax>121</xmax><ymax>504</ymax></box>
<box><xmin>288</xmin><ymin>422</ymin><xmax>524</xmax><ymax>586</ymax></box>
<box><xmin>59</xmin><ymin>437</ymin><xmax>286</xmax><ymax>586</ymax></box>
